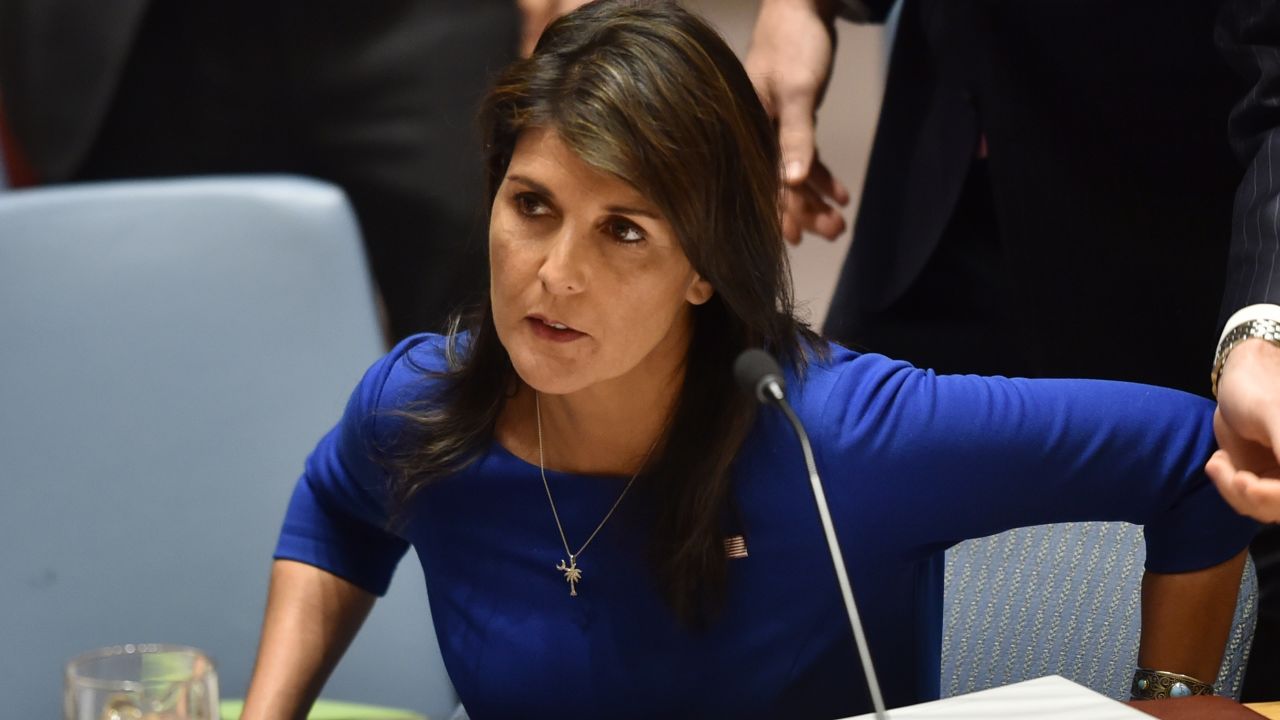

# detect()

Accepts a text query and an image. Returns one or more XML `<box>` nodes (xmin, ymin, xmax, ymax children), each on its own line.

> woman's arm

<box><xmin>818</xmin><ymin>358</ymin><xmax>1256</xmax><ymax>565</ymax></box>
<box><xmin>816</xmin><ymin>351</ymin><xmax>1257</xmax><ymax>687</ymax></box>
<box><xmin>1140</xmin><ymin>549</ymin><xmax>1249</xmax><ymax>685</ymax></box>
<box><xmin>244</xmin><ymin>338</ymin><xmax>442</xmax><ymax>717</ymax></box>
<box><xmin>240</xmin><ymin>560</ymin><xmax>377</xmax><ymax>720</ymax></box>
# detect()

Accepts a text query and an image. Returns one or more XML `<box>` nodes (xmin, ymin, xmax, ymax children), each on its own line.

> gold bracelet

<box><xmin>1130</xmin><ymin>667</ymin><xmax>1215</xmax><ymax>700</ymax></box>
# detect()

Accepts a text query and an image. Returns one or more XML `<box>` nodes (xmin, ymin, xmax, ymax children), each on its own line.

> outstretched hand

<box><xmin>745</xmin><ymin>0</ymin><xmax>850</xmax><ymax>244</ymax></box>
<box><xmin>1206</xmin><ymin>339</ymin><xmax>1280</xmax><ymax>522</ymax></box>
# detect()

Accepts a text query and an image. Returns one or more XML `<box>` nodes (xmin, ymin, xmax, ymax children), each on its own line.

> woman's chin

<box><xmin>508</xmin><ymin>352</ymin><xmax>590</xmax><ymax>396</ymax></box>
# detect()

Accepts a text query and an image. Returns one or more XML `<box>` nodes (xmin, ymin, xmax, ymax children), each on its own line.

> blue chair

<box><xmin>0</xmin><ymin>176</ymin><xmax>456</xmax><ymax>719</ymax></box>
<box><xmin>942</xmin><ymin>522</ymin><xmax>1257</xmax><ymax>700</ymax></box>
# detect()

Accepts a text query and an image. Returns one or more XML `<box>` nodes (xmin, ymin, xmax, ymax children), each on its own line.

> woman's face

<box><xmin>490</xmin><ymin>127</ymin><xmax>714</xmax><ymax>397</ymax></box>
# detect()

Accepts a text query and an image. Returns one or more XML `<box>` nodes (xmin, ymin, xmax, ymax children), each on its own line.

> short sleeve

<box><xmin>273</xmin><ymin>334</ymin><xmax>446</xmax><ymax>595</ymax></box>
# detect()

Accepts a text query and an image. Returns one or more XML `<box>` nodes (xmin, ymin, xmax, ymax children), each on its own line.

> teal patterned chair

<box><xmin>942</xmin><ymin>522</ymin><xmax>1257</xmax><ymax>700</ymax></box>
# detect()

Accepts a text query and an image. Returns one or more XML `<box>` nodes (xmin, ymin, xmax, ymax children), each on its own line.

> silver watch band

<box><xmin>1211</xmin><ymin>318</ymin><xmax>1280</xmax><ymax>398</ymax></box>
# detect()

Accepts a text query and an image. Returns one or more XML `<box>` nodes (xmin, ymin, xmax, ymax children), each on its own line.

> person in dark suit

<box><xmin>746</xmin><ymin>0</ymin><xmax>1280</xmax><ymax>700</ymax></box>
<box><xmin>0</xmin><ymin>0</ymin><xmax>521</xmax><ymax>343</ymax></box>
<box><xmin>1207</xmin><ymin>0</ymin><xmax>1280</xmax><ymax>701</ymax></box>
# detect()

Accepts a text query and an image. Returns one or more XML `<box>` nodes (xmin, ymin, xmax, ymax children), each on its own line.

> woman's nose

<box><xmin>537</xmin><ymin>225</ymin><xmax>590</xmax><ymax>295</ymax></box>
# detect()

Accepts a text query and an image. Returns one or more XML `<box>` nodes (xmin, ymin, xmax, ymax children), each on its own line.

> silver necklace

<box><xmin>535</xmin><ymin>392</ymin><xmax>646</xmax><ymax>597</ymax></box>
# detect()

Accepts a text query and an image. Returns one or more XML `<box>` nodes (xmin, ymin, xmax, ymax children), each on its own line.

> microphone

<box><xmin>733</xmin><ymin>347</ymin><xmax>786</xmax><ymax>404</ymax></box>
<box><xmin>733</xmin><ymin>349</ymin><xmax>889</xmax><ymax>720</ymax></box>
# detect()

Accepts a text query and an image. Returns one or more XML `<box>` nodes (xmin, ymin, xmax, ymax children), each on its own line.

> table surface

<box><xmin>210</xmin><ymin>690</ymin><xmax>1280</xmax><ymax>719</ymax></box>
<box><xmin>1246</xmin><ymin>702</ymin><xmax>1280</xmax><ymax>719</ymax></box>
<box><xmin>844</xmin><ymin>677</ymin><xmax>1280</xmax><ymax>719</ymax></box>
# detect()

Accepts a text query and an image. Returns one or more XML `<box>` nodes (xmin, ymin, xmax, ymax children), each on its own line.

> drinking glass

<box><xmin>64</xmin><ymin>644</ymin><xmax>219</xmax><ymax>720</ymax></box>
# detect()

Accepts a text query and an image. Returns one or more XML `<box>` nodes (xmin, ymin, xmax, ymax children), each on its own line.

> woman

<box><xmin>241</xmin><ymin>2</ymin><xmax>1254</xmax><ymax>718</ymax></box>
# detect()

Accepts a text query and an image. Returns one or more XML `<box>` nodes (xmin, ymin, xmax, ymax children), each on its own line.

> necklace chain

<box><xmin>535</xmin><ymin>392</ymin><xmax>647</xmax><ymax>595</ymax></box>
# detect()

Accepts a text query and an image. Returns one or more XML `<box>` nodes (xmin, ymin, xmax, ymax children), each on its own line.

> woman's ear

<box><xmin>685</xmin><ymin>273</ymin><xmax>714</xmax><ymax>306</ymax></box>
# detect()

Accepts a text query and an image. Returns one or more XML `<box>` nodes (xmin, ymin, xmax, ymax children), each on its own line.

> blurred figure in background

<box><xmin>1207</xmin><ymin>0</ymin><xmax>1280</xmax><ymax>697</ymax></box>
<box><xmin>745</xmin><ymin>0</ymin><xmax>1280</xmax><ymax>700</ymax></box>
<box><xmin>0</xmin><ymin>1</ymin><xmax>588</xmax><ymax>344</ymax></box>
<box><xmin>518</xmin><ymin>0</ymin><xmax>594</xmax><ymax>55</ymax></box>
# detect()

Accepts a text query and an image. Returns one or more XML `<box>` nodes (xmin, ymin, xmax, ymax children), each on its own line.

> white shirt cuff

<box><xmin>1219</xmin><ymin>303</ymin><xmax>1280</xmax><ymax>347</ymax></box>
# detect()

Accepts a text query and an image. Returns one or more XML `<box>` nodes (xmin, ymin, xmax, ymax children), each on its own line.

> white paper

<box><xmin>842</xmin><ymin>675</ymin><xmax>1153</xmax><ymax>719</ymax></box>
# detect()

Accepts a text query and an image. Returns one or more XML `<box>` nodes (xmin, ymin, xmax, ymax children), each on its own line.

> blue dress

<box><xmin>275</xmin><ymin>334</ymin><xmax>1256</xmax><ymax>719</ymax></box>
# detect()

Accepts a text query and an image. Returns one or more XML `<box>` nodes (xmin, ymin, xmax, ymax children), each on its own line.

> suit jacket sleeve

<box><xmin>1218</xmin><ymin>0</ymin><xmax>1280</xmax><ymax>324</ymax></box>
<box><xmin>834</xmin><ymin>0</ymin><xmax>896</xmax><ymax>24</ymax></box>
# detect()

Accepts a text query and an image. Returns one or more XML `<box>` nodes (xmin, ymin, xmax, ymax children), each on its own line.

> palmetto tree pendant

<box><xmin>556</xmin><ymin>555</ymin><xmax>582</xmax><ymax>596</ymax></box>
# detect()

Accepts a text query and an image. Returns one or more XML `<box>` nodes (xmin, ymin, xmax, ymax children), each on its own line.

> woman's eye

<box><xmin>515</xmin><ymin>193</ymin><xmax>549</xmax><ymax>217</ymax></box>
<box><xmin>608</xmin><ymin>219</ymin><xmax>646</xmax><ymax>244</ymax></box>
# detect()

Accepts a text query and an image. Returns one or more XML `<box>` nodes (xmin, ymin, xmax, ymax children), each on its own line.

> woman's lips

<box><xmin>526</xmin><ymin>316</ymin><xmax>587</xmax><ymax>343</ymax></box>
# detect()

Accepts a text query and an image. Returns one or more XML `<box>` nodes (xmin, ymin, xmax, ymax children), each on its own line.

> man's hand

<box><xmin>518</xmin><ymin>0</ymin><xmax>593</xmax><ymax>57</ymax></box>
<box><xmin>745</xmin><ymin>0</ymin><xmax>850</xmax><ymax>244</ymax></box>
<box><xmin>1206</xmin><ymin>338</ymin><xmax>1280</xmax><ymax>522</ymax></box>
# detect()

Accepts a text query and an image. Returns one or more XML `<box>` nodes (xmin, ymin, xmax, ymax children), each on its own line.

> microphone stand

<box><xmin>773</xmin><ymin>394</ymin><xmax>889</xmax><ymax>720</ymax></box>
<box><xmin>737</xmin><ymin>348</ymin><xmax>888</xmax><ymax>720</ymax></box>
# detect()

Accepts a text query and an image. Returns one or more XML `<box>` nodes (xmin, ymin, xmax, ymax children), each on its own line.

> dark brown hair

<box><xmin>388</xmin><ymin>0</ymin><xmax>818</xmax><ymax>623</ymax></box>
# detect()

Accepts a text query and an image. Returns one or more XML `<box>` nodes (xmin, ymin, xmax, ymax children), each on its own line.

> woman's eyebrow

<box><xmin>508</xmin><ymin>173</ymin><xmax>660</xmax><ymax>219</ymax></box>
<box><xmin>505</xmin><ymin>174</ymin><xmax>554</xmax><ymax>198</ymax></box>
<box><xmin>604</xmin><ymin>203</ymin><xmax>661</xmax><ymax>219</ymax></box>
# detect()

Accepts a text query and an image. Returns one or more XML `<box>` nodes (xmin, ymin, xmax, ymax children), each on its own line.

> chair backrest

<box><xmin>0</xmin><ymin>131</ymin><xmax>10</xmax><ymax>191</ymax></box>
<box><xmin>0</xmin><ymin>176</ymin><xmax>456</xmax><ymax>719</ymax></box>
<box><xmin>942</xmin><ymin>521</ymin><xmax>1257</xmax><ymax>700</ymax></box>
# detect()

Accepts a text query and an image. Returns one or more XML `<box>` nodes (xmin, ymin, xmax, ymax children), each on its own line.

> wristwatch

<box><xmin>1211</xmin><ymin>317</ymin><xmax>1280</xmax><ymax>398</ymax></box>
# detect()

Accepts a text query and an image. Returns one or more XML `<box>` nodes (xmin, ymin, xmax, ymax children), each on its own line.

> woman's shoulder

<box><xmin>353</xmin><ymin>332</ymin><xmax>462</xmax><ymax>417</ymax></box>
<box><xmin>789</xmin><ymin>339</ymin><xmax>917</xmax><ymax>407</ymax></box>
